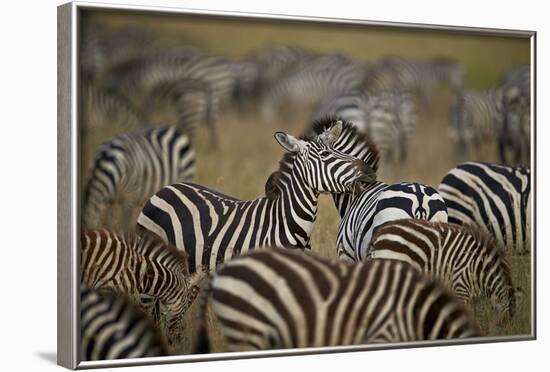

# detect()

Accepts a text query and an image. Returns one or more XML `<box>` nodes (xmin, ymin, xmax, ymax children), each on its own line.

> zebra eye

<box><xmin>319</xmin><ymin>150</ymin><xmax>332</xmax><ymax>158</ymax></box>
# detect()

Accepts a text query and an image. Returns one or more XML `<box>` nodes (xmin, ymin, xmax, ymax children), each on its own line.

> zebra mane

<box><xmin>308</xmin><ymin>116</ymin><xmax>380</xmax><ymax>170</ymax></box>
<box><xmin>265</xmin><ymin>117</ymin><xmax>380</xmax><ymax>200</ymax></box>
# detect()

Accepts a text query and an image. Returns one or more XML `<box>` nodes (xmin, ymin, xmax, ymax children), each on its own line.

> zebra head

<box><xmin>274</xmin><ymin>121</ymin><xmax>376</xmax><ymax>194</ymax></box>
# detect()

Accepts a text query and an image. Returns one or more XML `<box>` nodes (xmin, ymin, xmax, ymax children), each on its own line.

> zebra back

<box><xmin>336</xmin><ymin>182</ymin><xmax>448</xmax><ymax>262</ymax></box>
<box><xmin>196</xmin><ymin>248</ymin><xmax>478</xmax><ymax>351</ymax></box>
<box><xmin>82</xmin><ymin>126</ymin><xmax>195</xmax><ymax>228</ymax></box>
<box><xmin>368</xmin><ymin>219</ymin><xmax>520</xmax><ymax>321</ymax></box>
<box><xmin>81</xmin><ymin>286</ymin><xmax>168</xmax><ymax>360</ymax></box>
<box><xmin>438</xmin><ymin>161</ymin><xmax>531</xmax><ymax>254</ymax></box>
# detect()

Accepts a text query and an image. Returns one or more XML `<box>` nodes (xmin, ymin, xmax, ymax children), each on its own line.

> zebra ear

<box><xmin>274</xmin><ymin>132</ymin><xmax>305</xmax><ymax>152</ymax></box>
<box><xmin>325</xmin><ymin>120</ymin><xmax>343</xmax><ymax>145</ymax></box>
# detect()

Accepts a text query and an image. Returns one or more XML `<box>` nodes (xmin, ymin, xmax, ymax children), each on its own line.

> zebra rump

<box><xmin>438</xmin><ymin>161</ymin><xmax>531</xmax><ymax>254</ymax></box>
<box><xmin>368</xmin><ymin>219</ymin><xmax>523</xmax><ymax>322</ymax></box>
<box><xmin>81</xmin><ymin>286</ymin><xmax>168</xmax><ymax>360</ymax></box>
<box><xmin>194</xmin><ymin>248</ymin><xmax>479</xmax><ymax>352</ymax></box>
<box><xmin>82</xmin><ymin>126</ymin><xmax>195</xmax><ymax>228</ymax></box>
<box><xmin>336</xmin><ymin>181</ymin><xmax>448</xmax><ymax>262</ymax></box>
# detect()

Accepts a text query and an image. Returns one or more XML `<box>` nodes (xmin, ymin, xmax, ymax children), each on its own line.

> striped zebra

<box><xmin>336</xmin><ymin>181</ymin><xmax>448</xmax><ymax>262</ymax></box>
<box><xmin>368</xmin><ymin>219</ymin><xmax>523</xmax><ymax>323</ymax></box>
<box><xmin>260</xmin><ymin>54</ymin><xmax>369</xmax><ymax>120</ymax></box>
<box><xmin>314</xmin><ymin>90</ymin><xmax>416</xmax><ymax>163</ymax></box>
<box><xmin>81</xmin><ymin>228</ymin><xmax>207</xmax><ymax>346</ymax></box>
<box><xmin>81</xmin><ymin>78</ymin><xmax>145</xmax><ymax>133</ymax></box>
<box><xmin>82</xmin><ymin>126</ymin><xmax>195</xmax><ymax>229</ymax></box>
<box><xmin>449</xmin><ymin>88</ymin><xmax>504</xmax><ymax>161</ymax></box>
<box><xmin>498</xmin><ymin>65</ymin><xmax>531</xmax><ymax>167</ymax></box>
<box><xmin>137</xmin><ymin>119</ymin><xmax>378</xmax><ymax>273</ymax></box>
<box><xmin>104</xmin><ymin>51</ymin><xmax>236</xmax><ymax>141</ymax></box>
<box><xmin>144</xmin><ymin>78</ymin><xmax>218</xmax><ymax>144</ymax></box>
<box><xmin>81</xmin><ymin>286</ymin><xmax>168</xmax><ymax>360</ymax></box>
<box><xmin>438</xmin><ymin>161</ymin><xmax>531</xmax><ymax>255</ymax></box>
<box><xmin>194</xmin><ymin>248</ymin><xmax>479</xmax><ymax>352</ymax></box>
<box><xmin>365</xmin><ymin>56</ymin><xmax>463</xmax><ymax>105</ymax></box>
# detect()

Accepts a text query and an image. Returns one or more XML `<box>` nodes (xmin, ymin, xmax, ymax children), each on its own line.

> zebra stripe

<box><xmin>438</xmin><ymin>161</ymin><xmax>531</xmax><ymax>254</ymax></box>
<box><xmin>336</xmin><ymin>181</ymin><xmax>448</xmax><ymax>262</ymax></box>
<box><xmin>365</xmin><ymin>56</ymin><xmax>463</xmax><ymax>104</ymax></box>
<box><xmin>449</xmin><ymin>88</ymin><xmax>504</xmax><ymax>161</ymax></box>
<box><xmin>195</xmin><ymin>248</ymin><xmax>478</xmax><ymax>352</ymax></box>
<box><xmin>81</xmin><ymin>79</ymin><xmax>144</xmax><ymax>133</ymax></box>
<box><xmin>314</xmin><ymin>90</ymin><xmax>416</xmax><ymax>163</ymax></box>
<box><xmin>82</xmin><ymin>126</ymin><xmax>195</xmax><ymax>228</ymax></box>
<box><xmin>80</xmin><ymin>286</ymin><xmax>168</xmax><ymax>360</ymax></box>
<box><xmin>260</xmin><ymin>54</ymin><xmax>369</xmax><ymax>120</ymax></box>
<box><xmin>137</xmin><ymin>119</ymin><xmax>377</xmax><ymax>273</ymax></box>
<box><xmin>81</xmin><ymin>229</ymin><xmax>207</xmax><ymax>346</ymax></box>
<box><xmin>368</xmin><ymin>219</ymin><xmax>521</xmax><ymax>322</ymax></box>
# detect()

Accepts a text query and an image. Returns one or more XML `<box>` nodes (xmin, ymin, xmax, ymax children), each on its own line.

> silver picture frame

<box><xmin>57</xmin><ymin>1</ymin><xmax>537</xmax><ymax>369</ymax></box>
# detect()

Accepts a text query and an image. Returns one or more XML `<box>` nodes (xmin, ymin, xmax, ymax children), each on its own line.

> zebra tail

<box><xmin>193</xmin><ymin>275</ymin><xmax>213</xmax><ymax>354</ymax></box>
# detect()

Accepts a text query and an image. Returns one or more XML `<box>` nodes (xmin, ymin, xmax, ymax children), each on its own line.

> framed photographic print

<box><xmin>57</xmin><ymin>1</ymin><xmax>536</xmax><ymax>369</ymax></box>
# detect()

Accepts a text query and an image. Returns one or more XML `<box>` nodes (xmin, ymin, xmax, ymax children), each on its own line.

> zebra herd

<box><xmin>78</xmin><ymin>25</ymin><xmax>531</xmax><ymax>360</ymax></box>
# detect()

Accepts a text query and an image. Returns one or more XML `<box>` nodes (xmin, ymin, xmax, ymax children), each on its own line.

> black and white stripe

<box><xmin>314</xmin><ymin>90</ymin><xmax>416</xmax><ymax>163</ymax></box>
<box><xmin>365</xmin><ymin>56</ymin><xmax>463</xmax><ymax>104</ymax></box>
<box><xmin>81</xmin><ymin>229</ymin><xmax>207</xmax><ymax>346</ymax></box>
<box><xmin>336</xmin><ymin>181</ymin><xmax>448</xmax><ymax>262</ymax></box>
<box><xmin>260</xmin><ymin>54</ymin><xmax>369</xmax><ymax>120</ymax></box>
<box><xmin>80</xmin><ymin>286</ymin><xmax>168</xmax><ymax>360</ymax></box>
<box><xmin>498</xmin><ymin>65</ymin><xmax>531</xmax><ymax>167</ymax></box>
<box><xmin>448</xmin><ymin>88</ymin><xmax>504</xmax><ymax>161</ymax></box>
<box><xmin>137</xmin><ymin>119</ymin><xmax>377</xmax><ymax>273</ymax></box>
<box><xmin>82</xmin><ymin>126</ymin><xmax>195</xmax><ymax>229</ymax></box>
<box><xmin>368</xmin><ymin>219</ymin><xmax>522</xmax><ymax>323</ymax></box>
<box><xmin>438</xmin><ymin>161</ymin><xmax>531</xmax><ymax>254</ymax></box>
<box><xmin>194</xmin><ymin>248</ymin><xmax>479</xmax><ymax>352</ymax></box>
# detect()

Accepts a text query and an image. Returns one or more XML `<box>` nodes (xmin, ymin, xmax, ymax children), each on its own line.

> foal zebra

<box><xmin>81</xmin><ymin>286</ymin><xmax>168</xmax><ymax>360</ymax></box>
<box><xmin>438</xmin><ymin>162</ymin><xmax>531</xmax><ymax>254</ymax></box>
<box><xmin>336</xmin><ymin>181</ymin><xmax>448</xmax><ymax>262</ymax></box>
<box><xmin>81</xmin><ymin>229</ymin><xmax>207</xmax><ymax>346</ymax></box>
<box><xmin>137</xmin><ymin>119</ymin><xmax>377</xmax><ymax>273</ymax></box>
<box><xmin>195</xmin><ymin>248</ymin><xmax>478</xmax><ymax>352</ymax></box>
<box><xmin>82</xmin><ymin>126</ymin><xmax>195</xmax><ymax>229</ymax></box>
<box><xmin>368</xmin><ymin>219</ymin><xmax>522</xmax><ymax>323</ymax></box>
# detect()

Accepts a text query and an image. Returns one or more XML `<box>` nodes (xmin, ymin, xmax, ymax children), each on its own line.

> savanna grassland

<box><xmin>81</xmin><ymin>10</ymin><xmax>532</xmax><ymax>354</ymax></box>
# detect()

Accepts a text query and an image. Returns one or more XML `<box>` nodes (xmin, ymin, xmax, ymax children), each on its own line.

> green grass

<box><xmin>80</xmin><ymin>12</ymin><xmax>532</xmax><ymax>354</ymax></box>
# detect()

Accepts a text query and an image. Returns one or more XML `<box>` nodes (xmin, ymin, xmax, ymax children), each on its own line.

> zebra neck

<box><xmin>267</xmin><ymin>168</ymin><xmax>319</xmax><ymax>246</ymax></box>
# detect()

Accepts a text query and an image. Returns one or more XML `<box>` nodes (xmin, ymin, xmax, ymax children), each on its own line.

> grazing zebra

<box><xmin>81</xmin><ymin>79</ymin><xmax>144</xmax><ymax>133</ymax></box>
<box><xmin>314</xmin><ymin>90</ymin><xmax>416</xmax><ymax>163</ymax></box>
<box><xmin>82</xmin><ymin>126</ymin><xmax>195</xmax><ymax>229</ymax></box>
<box><xmin>438</xmin><ymin>161</ymin><xmax>531</xmax><ymax>254</ymax></box>
<box><xmin>365</xmin><ymin>56</ymin><xmax>463</xmax><ymax>104</ymax></box>
<box><xmin>194</xmin><ymin>248</ymin><xmax>479</xmax><ymax>352</ymax></box>
<box><xmin>368</xmin><ymin>219</ymin><xmax>523</xmax><ymax>323</ymax></box>
<box><xmin>448</xmin><ymin>88</ymin><xmax>504</xmax><ymax>161</ymax></box>
<box><xmin>336</xmin><ymin>181</ymin><xmax>448</xmax><ymax>262</ymax></box>
<box><xmin>81</xmin><ymin>286</ymin><xmax>168</xmax><ymax>360</ymax></box>
<box><xmin>260</xmin><ymin>54</ymin><xmax>369</xmax><ymax>120</ymax></box>
<box><xmin>137</xmin><ymin>119</ymin><xmax>377</xmax><ymax>273</ymax></box>
<box><xmin>81</xmin><ymin>229</ymin><xmax>207</xmax><ymax>346</ymax></box>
